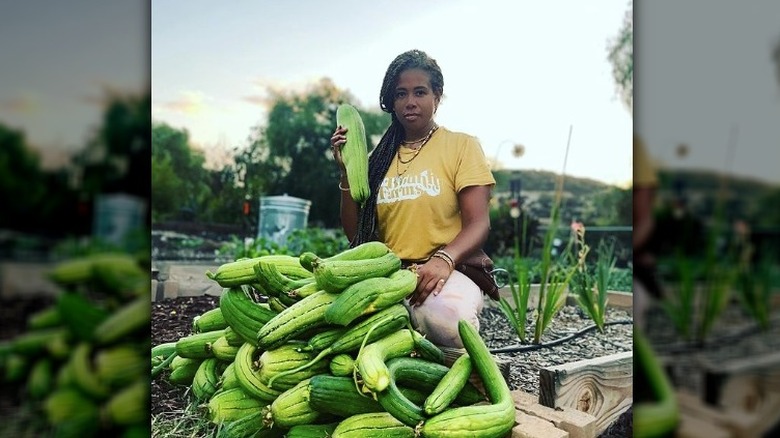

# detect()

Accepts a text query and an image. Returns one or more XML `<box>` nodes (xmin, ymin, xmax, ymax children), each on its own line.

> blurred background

<box><xmin>1</xmin><ymin>1</ymin><xmax>151</xmax><ymax>436</ymax></box>
<box><xmin>0</xmin><ymin>1</ymin><xmax>150</xmax><ymax>263</ymax></box>
<box><xmin>634</xmin><ymin>0</ymin><xmax>780</xmax><ymax>436</ymax></box>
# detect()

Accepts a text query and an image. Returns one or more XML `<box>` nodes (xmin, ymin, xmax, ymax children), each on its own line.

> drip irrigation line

<box><xmin>489</xmin><ymin>319</ymin><xmax>634</xmax><ymax>354</ymax></box>
<box><xmin>652</xmin><ymin>317</ymin><xmax>780</xmax><ymax>356</ymax></box>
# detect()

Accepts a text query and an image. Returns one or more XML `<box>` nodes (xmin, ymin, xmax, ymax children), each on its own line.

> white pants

<box><xmin>403</xmin><ymin>270</ymin><xmax>484</xmax><ymax>348</ymax></box>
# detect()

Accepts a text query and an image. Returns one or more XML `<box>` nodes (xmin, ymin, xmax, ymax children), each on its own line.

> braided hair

<box><xmin>351</xmin><ymin>49</ymin><xmax>445</xmax><ymax>247</ymax></box>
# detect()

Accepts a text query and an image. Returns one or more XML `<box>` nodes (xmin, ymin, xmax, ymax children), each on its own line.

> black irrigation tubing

<box><xmin>488</xmin><ymin>319</ymin><xmax>634</xmax><ymax>354</ymax></box>
<box><xmin>652</xmin><ymin>317</ymin><xmax>780</xmax><ymax>356</ymax></box>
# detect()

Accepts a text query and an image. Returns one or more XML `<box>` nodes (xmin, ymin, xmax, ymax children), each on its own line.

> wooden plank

<box><xmin>702</xmin><ymin>351</ymin><xmax>780</xmax><ymax>407</ymax></box>
<box><xmin>676</xmin><ymin>412</ymin><xmax>733</xmax><ymax>438</ymax></box>
<box><xmin>538</xmin><ymin>351</ymin><xmax>632</xmax><ymax>436</ymax></box>
<box><xmin>676</xmin><ymin>389</ymin><xmax>780</xmax><ymax>438</ymax></box>
<box><xmin>512</xmin><ymin>390</ymin><xmax>597</xmax><ymax>438</ymax></box>
<box><xmin>702</xmin><ymin>350</ymin><xmax>780</xmax><ymax>376</ymax></box>
<box><xmin>512</xmin><ymin>411</ymin><xmax>570</xmax><ymax>438</ymax></box>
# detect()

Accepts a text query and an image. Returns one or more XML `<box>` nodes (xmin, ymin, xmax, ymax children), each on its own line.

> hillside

<box><xmin>493</xmin><ymin>169</ymin><xmax>612</xmax><ymax>197</ymax></box>
<box><xmin>494</xmin><ymin>167</ymin><xmax>777</xmax><ymax>197</ymax></box>
<box><xmin>656</xmin><ymin>168</ymin><xmax>776</xmax><ymax>194</ymax></box>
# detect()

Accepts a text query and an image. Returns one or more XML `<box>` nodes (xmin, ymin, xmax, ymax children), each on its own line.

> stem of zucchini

<box><xmin>151</xmin><ymin>352</ymin><xmax>178</xmax><ymax>379</ymax></box>
<box><xmin>353</xmin><ymin>319</ymin><xmax>384</xmax><ymax>399</ymax></box>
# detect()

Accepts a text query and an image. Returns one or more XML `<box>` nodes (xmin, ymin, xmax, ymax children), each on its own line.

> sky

<box><xmin>636</xmin><ymin>0</ymin><xmax>780</xmax><ymax>185</ymax></box>
<box><xmin>3</xmin><ymin>1</ymin><xmax>778</xmax><ymax>186</ymax></box>
<box><xmin>151</xmin><ymin>0</ymin><xmax>634</xmax><ymax>186</ymax></box>
<box><xmin>0</xmin><ymin>1</ymin><xmax>148</xmax><ymax>167</ymax></box>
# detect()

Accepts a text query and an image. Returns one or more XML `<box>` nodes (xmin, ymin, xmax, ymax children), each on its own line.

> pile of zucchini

<box><xmin>153</xmin><ymin>241</ymin><xmax>516</xmax><ymax>438</ymax></box>
<box><xmin>0</xmin><ymin>252</ymin><xmax>151</xmax><ymax>437</ymax></box>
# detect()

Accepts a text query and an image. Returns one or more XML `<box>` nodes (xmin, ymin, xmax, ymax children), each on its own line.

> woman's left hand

<box><xmin>409</xmin><ymin>257</ymin><xmax>452</xmax><ymax>306</ymax></box>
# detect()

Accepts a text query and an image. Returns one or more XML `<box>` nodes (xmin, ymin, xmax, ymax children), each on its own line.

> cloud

<box><xmin>79</xmin><ymin>81</ymin><xmax>145</xmax><ymax>107</ymax></box>
<box><xmin>158</xmin><ymin>90</ymin><xmax>208</xmax><ymax>115</ymax></box>
<box><xmin>0</xmin><ymin>93</ymin><xmax>40</xmax><ymax>114</ymax></box>
<box><xmin>242</xmin><ymin>94</ymin><xmax>269</xmax><ymax>107</ymax></box>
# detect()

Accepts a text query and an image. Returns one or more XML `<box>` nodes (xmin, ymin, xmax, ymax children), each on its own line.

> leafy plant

<box><xmin>531</xmin><ymin>126</ymin><xmax>580</xmax><ymax>344</ymax></box>
<box><xmin>695</xmin><ymin>195</ymin><xmax>739</xmax><ymax>340</ymax></box>
<box><xmin>660</xmin><ymin>253</ymin><xmax>697</xmax><ymax>340</ymax></box>
<box><xmin>533</xmin><ymin>223</ymin><xmax>587</xmax><ymax>344</ymax></box>
<box><xmin>698</xmin><ymin>258</ymin><xmax>737</xmax><ymax>341</ymax></box>
<box><xmin>572</xmin><ymin>232</ymin><xmax>616</xmax><ymax>333</ymax></box>
<box><xmin>607</xmin><ymin>266</ymin><xmax>633</xmax><ymax>292</ymax></box>
<box><xmin>736</xmin><ymin>249</ymin><xmax>777</xmax><ymax>331</ymax></box>
<box><xmin>218</xmin><ymin>227</ymin><xmax>350</xmax><ymax>260</ymax></box>
<box><xmin>497</xmin><ymin>217</ymin><xmax>535</xmax><ymax>343</ymax></box>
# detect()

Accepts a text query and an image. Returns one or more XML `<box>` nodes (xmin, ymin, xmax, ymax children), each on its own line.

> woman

<box><xmin>330</xmin><ymin>49</ymin><xmax>496</xmax><ymax>348</ymax></box>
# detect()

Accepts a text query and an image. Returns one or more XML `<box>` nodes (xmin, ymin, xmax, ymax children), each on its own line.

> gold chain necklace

<box><xmin>396</xmin><ymin>125</ymin><xmax>439</xmax><ymax>177</ymax></box>
<box><xmin>401</xmin><ymin>124</ymin><xmax>438</xmax><ymax>146</ymax></box>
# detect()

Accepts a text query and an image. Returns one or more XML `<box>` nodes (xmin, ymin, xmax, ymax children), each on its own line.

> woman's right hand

<box><xmin>330</xmin><ymin>125</ymin><xmax>348</xmax><ymax>174</ymax></box>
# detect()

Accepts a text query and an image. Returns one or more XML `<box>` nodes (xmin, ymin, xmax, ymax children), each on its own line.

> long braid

<box><xmin>351</xmin><ymin>49</ymin><xmax>444</xmax><ymax>247</ymax></box>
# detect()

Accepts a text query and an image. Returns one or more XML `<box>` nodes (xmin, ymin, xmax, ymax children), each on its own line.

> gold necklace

<box><xmin>395</xmin><ymin>125</ymin><xmax>439</xmax><ymax>177</ymax></box>
<box><xmin>401</xmin><ymin>124</ymin><xmax>438</xmax><ymax>146</ymax></box>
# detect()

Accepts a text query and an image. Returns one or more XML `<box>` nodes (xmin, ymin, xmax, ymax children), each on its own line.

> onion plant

<box><xmin>736</xmin><ymin>249</ymin><xmax>777</xmax><ymax>331</ymax></box>
<box><xmin>531</xmin><ymin>127</ymin><xmax>579</xmax><ymax>344</ymax></box>
<box><xmin>572</xmin><ymin>235</ymin><xmax>615</xmax><ymax>333</ymax></box>
<box><xmin>497</xmin><ymin>212</ymin><xmax>534</xmax><ymax>343</ymax></box>
<box><xmin>660</xmin><ymin>253</ymin><xmax>697</xmax><ymax>341</ymax></box>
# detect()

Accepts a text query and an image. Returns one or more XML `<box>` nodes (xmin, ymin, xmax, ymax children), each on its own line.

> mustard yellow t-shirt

<box><xmin>376</xmin><ymin>127</ymin><xmax>496</xmax><ymax>261</ymax></box>
<box><xmin>634</xmin><ymin>134</ymin><xmax>658</xmax><ymax>187</ymax></box>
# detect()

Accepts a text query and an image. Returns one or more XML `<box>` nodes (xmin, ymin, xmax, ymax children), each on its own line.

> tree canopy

<box><xmin>231</xmin><ymin>78</ymin><xmax>389</xmax><ymax>227</ymax></box>
<box><xmin>607</xmin><ymin>1</ymin><xmax>633</xmax><ymax>112</ymax></box>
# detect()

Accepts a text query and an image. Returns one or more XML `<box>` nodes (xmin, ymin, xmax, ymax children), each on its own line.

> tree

<box><xmin>76</xmin><ymin>91</ymin><xmax>151</xmax><ymax>200</ymax></box>
<box><xmin>0</xmin><ymin>124</ymin><xmax>47</xmax><ymax>230</ymax></box>
<box><xmin>607</xmin><ymin>1</ymin><xmax>633</xmax><ymax>112</ymax></box>
<box><xmin>237</xmin><ymin>78</ymin><xmax>390</xmax><ymax>227</ymax></box>
<box><xmin>200</xmin><ymin>165</ymin><xmax>250</xmax><ymax>225</ymax></box>
<box><xmin>582</xmin><ymin>186</ymin><xmax>632</xmax><ymax>226</ymax></box>
<box><xmin>151</xmin><ymin>123</ymin><xmax>211</xmax><ymax>222</ymax></box>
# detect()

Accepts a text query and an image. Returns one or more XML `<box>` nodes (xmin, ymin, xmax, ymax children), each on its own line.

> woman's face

<box><xmin>393</xmin><ymin>68</ymin><xmax>440</xmax><ymax>136</ymax></box>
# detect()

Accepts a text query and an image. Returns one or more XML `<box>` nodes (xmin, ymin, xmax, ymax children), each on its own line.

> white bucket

<box><xmin>257</xmin><ymin>194</ymin><xmax>311</xmax><ymax>245</ymax></box>
<box><xmin>93</xmin><ymin>193</ymin><xmax>147</xmax><ymax>247</ymax></box>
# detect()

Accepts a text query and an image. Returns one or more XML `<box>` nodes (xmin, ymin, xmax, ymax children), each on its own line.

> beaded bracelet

<box><xmin>432</xmin><ymin>249</ymin><xmax>454</xmax><ymax>271</ymax></box>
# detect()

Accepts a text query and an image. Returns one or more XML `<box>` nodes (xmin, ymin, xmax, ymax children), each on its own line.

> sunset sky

<box><xmin>151</xmin><ymin>0</ymin><xmax>634</xmax><ymax>185</ymax></box>
<box><xmin>3</xmin><ymin>1</ymin><xmax>778</xmax><ymax>185</ymax></box>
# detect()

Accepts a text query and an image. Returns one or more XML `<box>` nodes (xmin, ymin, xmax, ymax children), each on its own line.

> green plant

<box><xmin>533</xmin><ymin>224</ymin><xmax>587</xmax><ymax>344</ymax></box>
<box><xmin>608</xmin><ymin>266</ymin><xmax>633</xmax><ymax>292</ymax></box>
<box><xmin>497</xmin><ymin>255</ymin><xmax>533</xmax><ymax>343</ymax></box>
<box><xmin>218</xmin><ymin>227</ymin><xmax>350</xmax><ymax>260</ymax></box>
<box><xmin>698</xmin><ymin>257</ymin><xmax>737</xmax><ymax>341</ymax></box>
<box><xmin>657</xmin><ymin>147</ymin><xmax>752</xmax><ymax>342</ymax></box>
<box><xmin>496</xmin><ymin>209</ymin><xmax>537</xmax><ymax>343</ymax></box>
<box><xmin>572</xmin><ymin>230</ymin><xmax>615</xmax><ymax>333</ymax></box>
<box><xmin>736</xmin><ymin>250</ymin><xmax>777</xmax><ymax>331</ymax></box>
<box><xmin>531</xmin><ymin>128</ymin><xmax>580</xmax><ymax>344</ymax></box>
<box><xmin>660</xmin><ymin>253</ymin><xmax>697</xmax><ymax>340</ymax></box>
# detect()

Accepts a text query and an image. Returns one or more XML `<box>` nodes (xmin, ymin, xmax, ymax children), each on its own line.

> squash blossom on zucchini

<box><xmin>336</xmin><ymin>103</ymin><xmax>370</xmax><ymax>205</ymax></box>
